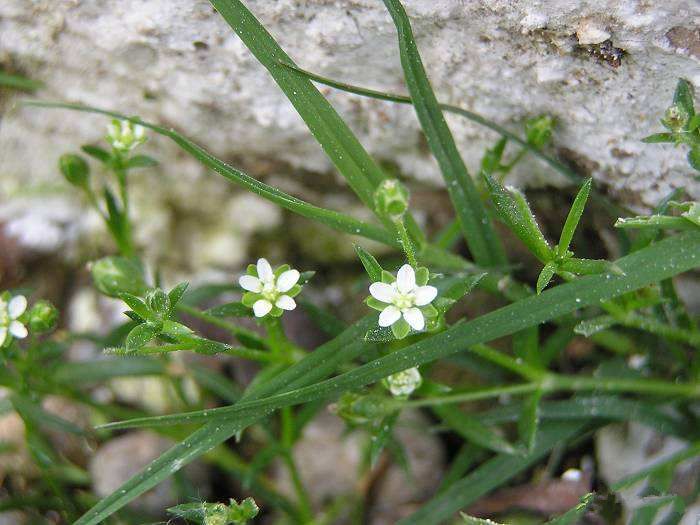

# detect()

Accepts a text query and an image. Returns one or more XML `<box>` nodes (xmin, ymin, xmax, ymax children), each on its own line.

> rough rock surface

<box><xmin>1</xmin><ymin>0</ymin><xmax>699</xmax><ymax>263</ymax></box>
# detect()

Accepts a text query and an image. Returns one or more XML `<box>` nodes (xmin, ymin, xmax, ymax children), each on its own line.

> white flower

<box><xmin>369</xmin><ymin>264</ymin><xmax>437</xmax><ymax>331</ymax></box>
<box><xmin>107</xmin><ymin>119</ymin><xmax>146</xmax><ymax>152</ymax></box>
<box><xmin>385</xmin><ymin>367</ymin><xmax>422</xmax><ymax>397</ymax></box>
<box><xmin>0</xmin><ymin>295</ymin><xmax>28</xmax><ymax>346</ymax></box>
<box><xmin>239</xmin><ymin>258</ymin><xmax>300</xmax><ymax>318</ymax></box>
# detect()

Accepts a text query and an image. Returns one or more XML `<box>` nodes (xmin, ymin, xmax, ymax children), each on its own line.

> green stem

<box><xmin>280</xmin><ymin>407</ymin><xmax>314</xmax><ymax>523</ymax></box>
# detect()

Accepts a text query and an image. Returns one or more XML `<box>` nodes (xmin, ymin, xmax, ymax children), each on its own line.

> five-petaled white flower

<box><xmin>385</xmin><ymin>367</ymin><xmax>422</xmax><ymax>397</ymax></box>
<box><xmin>0</xmin><ymin>295</ymin><xmax>28</xmax><ymax>346</ymax></box>
<box><xmin>239</xmin><ymin>258</ymin><xmax>301</xmax><ymax>318</ymax></box>
<box><xmin>369</xmin><ymin>264</ymin><xmax>437</xmax><ymax>331</ymax></box>
<box><xmin>107</xmin><ymin>119</ymin><xmax>146</xmax><ymax>152</ymax></box>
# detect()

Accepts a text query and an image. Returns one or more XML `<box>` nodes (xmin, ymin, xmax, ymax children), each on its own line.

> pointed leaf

<box><xmin>537</xmin><ymin>262</ymin><xmax>557</xmax><ymax>294</ymax></box>
<box><xmin>518</xmin><ymin>389</ymin><xmax>542</xmax><ymax>453</ymax></box>
<box><xmin>125</xmin><ymin>323</ymin><xmax>159</xmax><ymax>352</ymax></box>
<box><xmin>558</xmin><ymin>178</ymin><xmax>592</xmax><ymax>257</ymax></box>
<box><xmin>355</xmin><ymin>244</ymin><xmax>383</xmax><ymax>282</ymax></box>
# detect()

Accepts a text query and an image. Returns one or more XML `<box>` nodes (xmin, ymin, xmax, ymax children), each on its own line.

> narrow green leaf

<box><xmin>537</xmin><ymin>262</ymin><xmax>557</xmax><ymax>294</ymax></box>
<box><xmin>559</xmin><ymin>258</ymin><xmax>622</xmax><ymax>276</ymax></box>
<box><xmin>0</xmin><ymin>71</ymin><xmax>43</xmax><ymax>91</ymax></box>
<box><xmin>298</xmin><ymin>299</ymin><xmax>346</xmax><ymax>338</ymax></box>
<box><xmin>545</xmin><ymin>493</ymin><xmax>594</xmax><ymax>525</ymax></box>
<box><xmin>26</xmin><ymin>101</ymin><xmax>396</xmax><ymax>247</ymax></box>
<box><xmin>484</xmin><ymin>175</ymin><xmax>552</xmax><ymax>261</ymax></box>
<box><xmin>370</xmin><ymin>411</ymin><xmax>400</xmax><ymax>467</ymax></box>
<box><xmin>688</xmin><ymin>147</ymin><xmax>700</xmax><ymax>171</ymax></box>
<box><xmin>53</xmin><ymin>358</ymin><xmax>165</xmax><ymax>384</ymax></box>
<box><xmin>518</xmin><ymin>389</ymin><xmax>542</xmax><ymax>453</ymax></box>
<box><xmin>574</xmin><ymin>315</ymin><xmax>616</xmax><ymax>337</ymax></box>
<box><xmin>382</xmin><ymin>0</ymin><xmax>505</xmax><ymax>267</ymax></box>
<box><xmin>205</xmin><ymin>302</ymin><xmax>251</xmax><ymax>318</ymax></box>
<box><xmin>460</xmin><ymin>514</ymin><xmax>504</xmax><ymax>525</ymax></box>
<box><xmin>354</xmin><ymin>244</ymin><xmax>383</xmax><ymax>282</ymax></box>
<box><xmin>558</xmin><ymin>178</ymin><xmax>592</xmax><ymax>257</ymax></box>
<box><xmin>81</xmin><ymin>144</ymin><xmax>111</xmax><ymax>163</ymax></box>
<box><xmin>10</xmin><ymin>395</ymin><xmax>85</xmax><ymax>437</ymax></box>
<box><xmin>119</xmin><ymin>293</ymin><xmax>153</xmax><ymax>321</ymax></box>
<box><xmin>125</xmin><ymin>155</ymin><xmax>159</xmax><ymax>169</ymax></box>
<box><xmin>616</xmin><ymin>215</ymin><xmax>699</xmax><ymax>231</ymax></box>
<box><xmin>513</xmin><ymin>326</ymin><xmax>540</xmax><ymax>368</ymax></box>
<box><xmin>434</xmin><ymin>405</ymin><xmax>519</xmax><ymax>455</ymax></box>
<box><xmin>642</xmin><ymin>133</ymin><xmax>674</xmax><ymax>144</ymax></box>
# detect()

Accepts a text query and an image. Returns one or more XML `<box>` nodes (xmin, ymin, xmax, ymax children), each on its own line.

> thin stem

<box><xmin>280</xmin><ymin>407</ymin><xmax>314</xmax><ymax>523</ymax></box>
<box><xmin>404</xmin><ymin>383</ymin><xmax>539</xmax><ymax>408</ymax></box>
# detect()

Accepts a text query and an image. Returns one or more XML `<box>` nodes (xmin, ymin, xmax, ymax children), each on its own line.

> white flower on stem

<box><xmin>0</xmin><ymin>295</ymin><xmax>28</xmax><ymax>346</ymax></box>
<box><xmin>369</xmin><ymin>264</ymin><xmax>437</xmax><ymax>331</ymax></box>
<box><xmin>239</xmin><ymin>258</ymin><xmax>301</xmax><ymax>318</ymax></box>
<box><xmin>106</xmin><ymin>119</ymin><xmax>146</xmax><ymax>152</ymax></box>
<box><xmin>384</xmin><ymin>367</ymin><xmax>422</xmax><ymax>397</ymax></box>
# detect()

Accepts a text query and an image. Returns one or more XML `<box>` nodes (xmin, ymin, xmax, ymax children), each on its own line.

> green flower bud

<box><xmin>331</xmin><ymin>392</ymin><xmax>392</xmax><ymax>425</ymax></box>
<box><xmin>374</xmin><ymin>179</ymin><xmax>409</xmax><ymax>221</ymax></box>
<box><xmin>382</xmin><ymin>367</ymin><xmax>422</xmax><ymax>397</ymax></box>
<box><xmin>525</xmin><ymin>115</ymin><xmax>554</xmax><ymax>149</ymax></box>
<box><xmin>662</xmin><ymin>104</ymin><xmax>689</xmax><ymax>132</ymax></box>
<box><xmin>204</xmin><ymin>503</ymin><xmax>230</xmax><ymax>525</ymax></box>
<box><xmin>145</xmin><ymin>288</ymin><xmax>170</xmax><ymax>315</ymax></box>
<box><xmin>91</xmin><ymin>256</ymin><xmax>148</xmax><ymax>298</ymax></box>
<box><xmin>59</xmin><ymin>154</ymin><xmax>90</xmax><ymax>188</ymax></box>
<box><xmin>28</xmin><ymin>300</ymin><xmax>58</xmax><ymax>333</ymax></box>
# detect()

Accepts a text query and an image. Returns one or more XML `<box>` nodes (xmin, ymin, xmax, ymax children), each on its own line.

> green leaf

<box><xmin>557</xmin><ymin>178</ymin><xmax>592</xmax><ymax>257</ymax></box>
<box><xmin>537</xmin><ymin>262</ymin><xmax>557</xmax><ymax>294</ymax></box>
<box><xmin>642</xmin><ymin>133</ymin><xmax>674</xmax><ymax>144</ymax></box>
<box><xmin>434</xmin><ymin>405</ymin><xmax>519</xmax><ymax>455</ymax></box>
<box><xmin>460</xmin><ymin>513</ymin><xmax>505</xmax><ymax>525</ymax></box>
<box><xmin>125</xmin><ymin>323</ymin><xmax>159</xmax><ymax>352</ymax></box>
<box><xmin>518</xmin><ymin>389</ymin><xmax>542</xmax><ymax>453</ymax></box>
<box><xmin>119</xmin><ymin>293</ymin><xmax>154</xmax><ymax>321</ymax></box>
<box><xmin>545</xmin><ymin>493</ymin><xmax>594</xmax><ymax>525</ymax></box>
<box><xmin>673</xmin><ymin>78</ymin><xmax>695</xmax><ymax>117</ymax></box>
<box><xmin>439</xmin><ymin>273</ymin><xmax>486</xmax><ymax>303</ymax></box>
<box><xmin>382</xmin><ymin>0</ymin><xmax>505</xmax><ymax>267</ymax></box>
<box><xmin>355</xmin><ymin>244</ymin><xmax>383</xmax><ymax>282</ymax></box>
<box><xmin>391</xmin><ymin>318</ymin><xmax>411</xmax><ymax>339</ymax></box>
<box><xmin>370</xmin><ymin>411</ymin><xmax>400</xmax><ymax>467</ymax></box>
<box><xmin>559</xmin><ymin>258</ymin><xmax>622</xmax><ymax>276</ymax></box>
<box><xmin>400</xmin><ymin>421</ymin><xmax>590</xmax><ymax>524</ymax></box>
<box><xmin>81</xmin><ymin>144</ymin><xmax>111</xmax><ymax>163</ymax></box>
<box><xmin>125</xmin><ymin>154</ymin><xmax>159</xmax><ymax>169</ymax></box>
<box><xmin>688</xmin><ymin>147</ymin><xmax>700</xmax><ymax>171</ymax></box>
<box><xmin>26</xmin><ymin>101</ymin><xmax>396</xmax><ymax>247</ymax></box>
<box><xmin>615</xmin><ymin>215</ymin><xmax>699</xmax><ymax>231</ymax></box>
<box><xmin>299</xmin><ymin>299</ymin><xmax>346</xmax><ymax>338</ymax></box>
<box><xmin>484</xmin><ymin>175</ymin><xmax>552</xmax><ymax>262</ymax></box>
<box><xmin>167</xmin><ymin>282</ymin><xmax>189</xmax><ymax>313</ymax></box>
<box><xmin>480</xmin><ymin>138</ymin><xmax>507</xmax><ymax>176</ymax></box>
<box><xmin>0</xmin><ymin>71</ymin><xmax>43</xmax><ymax>91</ymax></box>
<box><xmin>53</xmin><ymin>358</ymin><xmax>165</xmax><ymax>384</ymax></box>
<box><xmin>10</xmin><ymin>395</ymin><xmax>85</xmax><ymax>437</ymax></box>
<box><xmin>512</xmin><ymin>326</ymin><xmax>540</xmax><ymax>368</ymax></box>
<box><xmin>205</xmin><ymin>302</ymin><xmax>251</xmax><ymax>318</ymax></box>
<box><xmin>91</xmin><ymin>256</ymin><xmax>148</xmax><ymax>298</ymax></box>
<box><xmin>574</xmin><ymin>315</ymin><xmax>616</xmax><ymax>337</ymax></box>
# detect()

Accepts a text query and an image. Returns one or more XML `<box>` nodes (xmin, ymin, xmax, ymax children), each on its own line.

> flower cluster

<box><xmin>383</xmin><ymin>367</ymin><xmax>422</xmax><ymax>397</ymax></box>
<box><xmin>106</xmin><ymin>119</ymin><xmax>146</xmax><ymax>152</ymax></box>
<box><xmin>367</xmin><ymin>264</ymin><xmax>438</xmax><ymax>338</ymax></box>
<box><xmin>239</xmin><ymin>258</ymin><xmax>302</xmax><ymax>318</ymax></box>
<box><xmin>0</xmin><ymin>294</ymin><xmax>28</xmax><ymax>347</ymax></box>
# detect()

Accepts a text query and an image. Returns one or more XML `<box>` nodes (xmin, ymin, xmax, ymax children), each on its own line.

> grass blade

<box><xmin>382</xmin><ymin>0</ymin><xmax>505</xmax><ymax>267</ymax></box>
<box><xmin>25</xmin><ymin>101</ymin><xmax>396</xmax><ymax>247</ymax></box>
<box><xmin>557</xmin><ymin>178</ymin><xmax>592</xmax><ymax>257</ymax></box>
<box><xmin>434</xmin><ymin>405</ymin><xmax>519</xmax><ymax>455</ymax></box>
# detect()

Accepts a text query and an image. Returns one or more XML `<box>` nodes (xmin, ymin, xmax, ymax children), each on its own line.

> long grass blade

<box><xmin>382</xmin><ymin>0</ymin><xmax>505</xmax><ymax>267</ymax></box>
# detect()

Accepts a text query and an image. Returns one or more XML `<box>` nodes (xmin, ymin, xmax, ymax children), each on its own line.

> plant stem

<box><xmin>280</xmin><ymin>406</ymin><xmax>314</xmax><ymax>523</ymax></box>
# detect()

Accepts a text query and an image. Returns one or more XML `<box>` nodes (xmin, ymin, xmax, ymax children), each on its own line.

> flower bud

<box><xmin>662</xmin><ymin>104</ymin><xmax>689</xmax><ymax>132</ymax></box>
<box><xmin>374</xmin><ymin>179</ymin><xmax>409</xmax><ymax>221</ymax></box>
<box><xmin>59</xmin><ymin>154</ymin><xmax>90</xmax><ymax>188</ymax></box>
<box><xmin>145</xmin><ymin>288</ymin><xmax>170</xmax><ymax>315</ymax></box>
<box><xmin>331</xmin><ymin>392</ymin><xmax>392</xmax><ymax>425</ymax></box>
<box><xmin>203</xmin><ymin>503</ymin><xmax>230</xmax><ymax>525</ymax></box>
<box><xmin>28</xmin><ymin>300</ymin><xmax>58</xmax><ymax>333</ymax></box>
<box><xmin>525</xmin><ymin>115</ymin><xmax>554</xmax><ymax>149</ymax></box>
<box><xmin>383</xmin><ymin>367</ymin><xmax>422</xmax><ymax>397</ymax></box>
<box><xmin>106</xmin><ymin>119</ymin><xmax>147</xmax><ymax>152</ymax></box>
<box><xmin>91</xmin><ymin>256</ymin><xmax>148</xmax><ymax>298</ymax></box>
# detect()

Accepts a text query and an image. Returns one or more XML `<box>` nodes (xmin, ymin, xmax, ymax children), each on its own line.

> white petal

<box><xmin>403</xmin><ymin>307</ymin><xmax>425</xmax><ymax>331</ymax></box>
<box><xmin>369</xmin><ymin>282</ymin><xmax>396</xmax><ymax>303</ymax></box>
<box><xmin>252</xmin><ymin>299</ymin><xmax>273</xmax><ymax>318</ymax></box>
<box><xmin>396</xmin><ymin>264</ymin><xmax>416</xmax><ymax>294</ymax></box>
<box><xmin>275</xmin><ymin>295</ymin><xmax>296</xmax><ymax>311</ymax></box>
<box><xmin>0</xmin><ymin>327</ymin><xmax>6</xmax><ymax>346</ymax></box>
<box><xmin>257</xmin><ymin>258</ymin><xmax>274</xmax><ymax>282</ymax></box>
<box><xmin>378</xmin><ymin>305</ymin><xmax>401</xmax><ymax>327</ymax></box>
<box><xmin>9</xmin><ymin>321</ymin><xmax>27</xmax><ymax>339</ymax></box>
<box><xmin>276</xmin><ymin>269</ymin><xmax>300</xmax><ymax>293</ymax></box>
<box><xmin>414</xmin><ymin>285</ymin><xmax>438</xmax><ymax>306</ymax></box>
<box><xmin>239</xmin><ymin>275</ymin><xmax>263</xmax><ymax>293</ymax></box>
<box><xmin>8</xmin><ymin>295</ymin><xmax>27</xmax><ymax>319</ymax></box>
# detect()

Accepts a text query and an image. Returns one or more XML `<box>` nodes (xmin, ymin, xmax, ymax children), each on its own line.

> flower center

<box><xmin>393</xmin><ymin>292</ymin><xmax>415</xmax><ymax>310</ymax></box>
<box><xmin>261</xmin><ymin>280</ymin><xmax>279</xmax><ymax>301</ymax></box>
